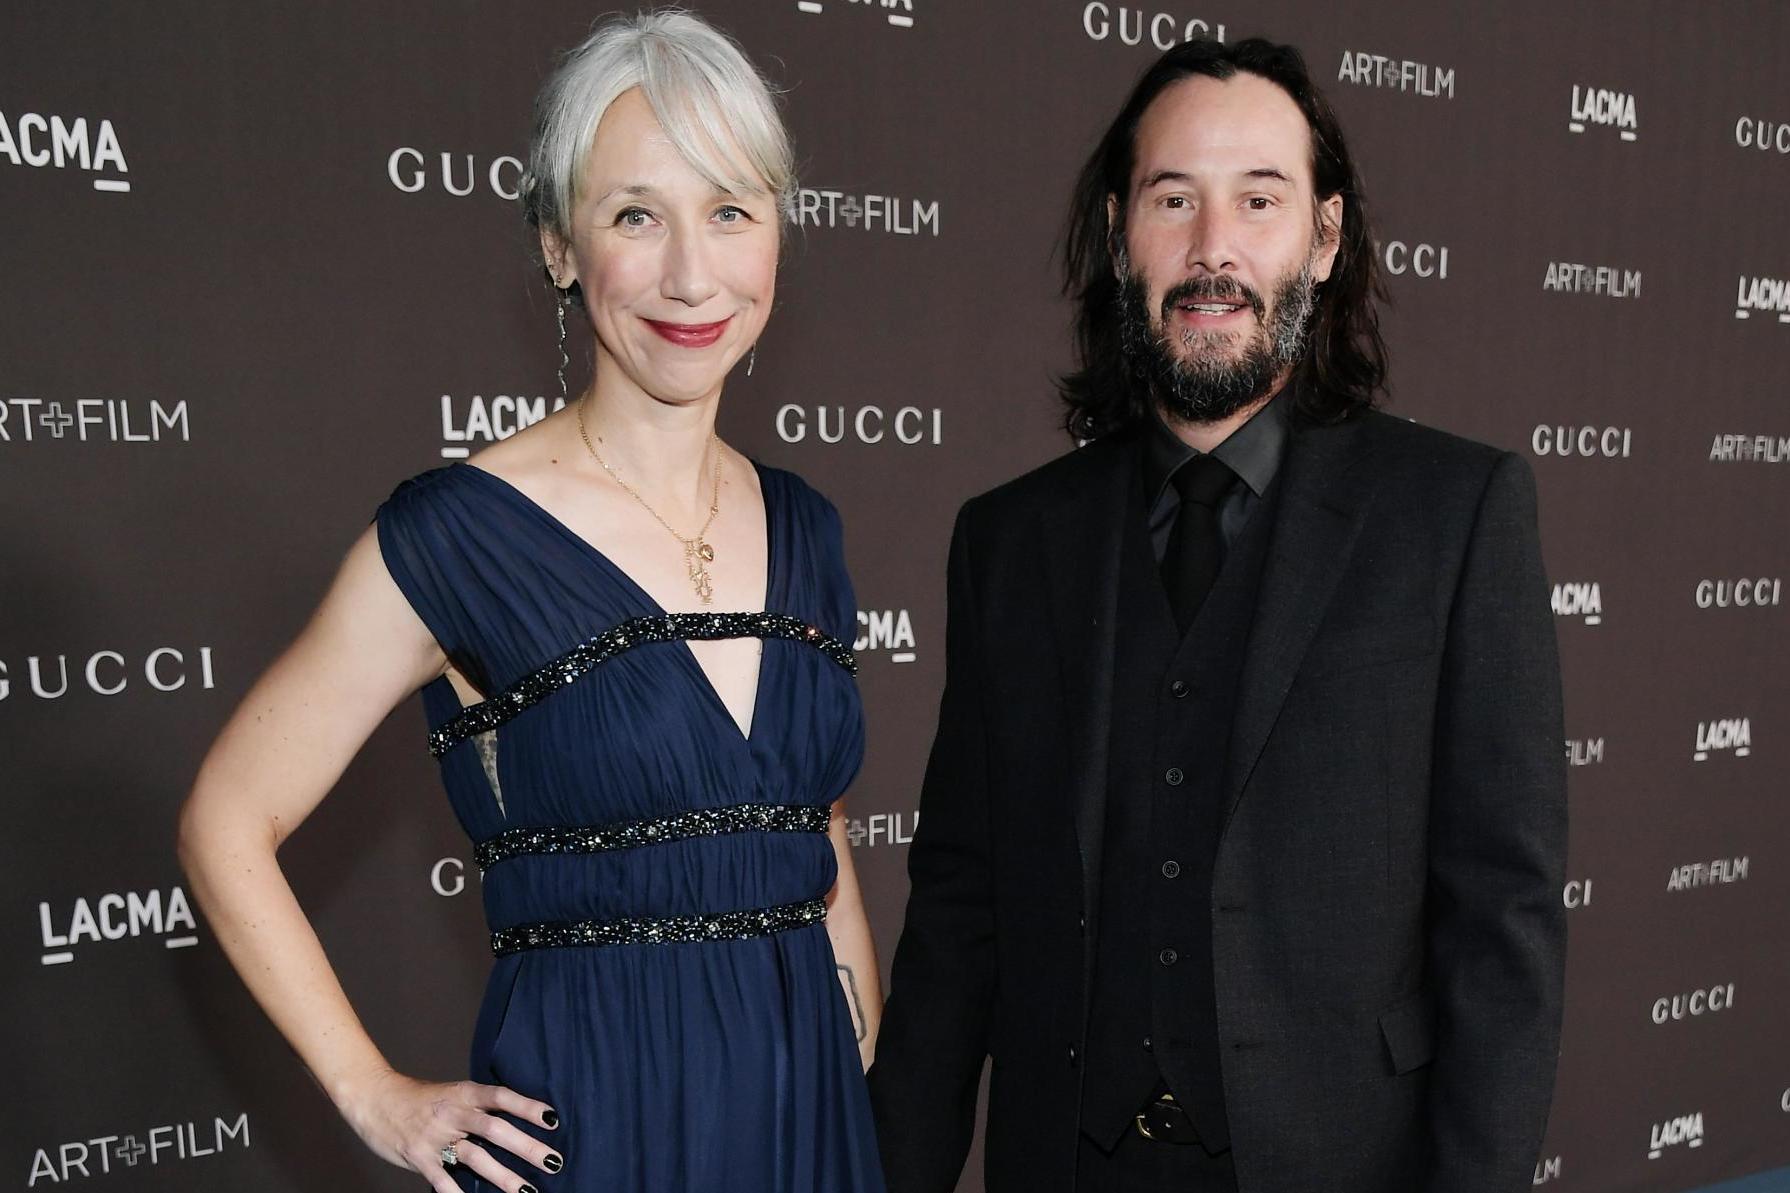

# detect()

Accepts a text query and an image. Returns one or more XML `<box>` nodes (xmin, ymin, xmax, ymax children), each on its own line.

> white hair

<box><xmin>520</xmin><ymin>8</ymin><xmax>796</xmax><ymax>259</ymax></box>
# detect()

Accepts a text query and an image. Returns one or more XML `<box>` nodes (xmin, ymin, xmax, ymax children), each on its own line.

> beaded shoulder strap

<box><xmin>429</xmin><ymin>611</ymin><xmax>856</xmax><ymax>757</ymax></box>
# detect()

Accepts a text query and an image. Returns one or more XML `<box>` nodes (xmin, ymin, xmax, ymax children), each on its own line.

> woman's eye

<box><xmin>715</xmin><ymin>205</ymin><xmax>749</xmax><ymax>224</ymax></box>
<box><xmin>1247</xmin><ymin>196</ymin><xmax>1273</xmax><ymax>210</ymax></box>
<box><xmin>1163</xmin><ymin>196</ymin><xmax>1188</xmax><ymax>209</ymax></box>
<box><xmin>617</xmin><ymin>207</ymin><xmax>653</xmax><ymax>227</ymax></box>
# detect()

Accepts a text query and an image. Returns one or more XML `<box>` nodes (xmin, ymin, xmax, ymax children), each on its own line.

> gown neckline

<box><xmin>452</xmin><ymin>458</ymin><xmax>780</xmax><ymax>745</ymax></box>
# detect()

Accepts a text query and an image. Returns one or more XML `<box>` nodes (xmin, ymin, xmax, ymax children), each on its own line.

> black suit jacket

<box><xmin>868</xmin><ymin>408</ymin><xmax>1568</xmax><ymax>1193</ymax></box>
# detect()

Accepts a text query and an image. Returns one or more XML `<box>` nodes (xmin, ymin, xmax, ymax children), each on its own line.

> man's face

<box><xmin>1111</xmin><ymin>72</ymin><xmax>1343</xmax><ymax>424</ymax></box>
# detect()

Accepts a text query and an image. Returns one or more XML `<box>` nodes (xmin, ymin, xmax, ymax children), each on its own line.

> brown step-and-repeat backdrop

<box><xmin>3</xmin><ymin>2</ymin><xmax>1786</xmax><ymax>1190</ymax></box>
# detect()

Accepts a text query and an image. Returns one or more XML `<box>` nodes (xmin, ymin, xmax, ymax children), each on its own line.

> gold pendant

<box><xmin>686</xmin><ymin>540</ymin><xmax>715</xmax><ymax>604</ymax></box>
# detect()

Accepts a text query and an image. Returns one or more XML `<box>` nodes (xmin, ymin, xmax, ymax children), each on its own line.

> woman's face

<box><xmin>549</xmin><ymin>87</ymin><xmax>780</xmax><ymax>408</ymax></box>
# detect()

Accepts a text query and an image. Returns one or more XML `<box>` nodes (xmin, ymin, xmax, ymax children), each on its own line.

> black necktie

<box><xmin>1160</xmin><ymin>453</ymin><xmax>1238</xmax><ymax>633</ymax></box>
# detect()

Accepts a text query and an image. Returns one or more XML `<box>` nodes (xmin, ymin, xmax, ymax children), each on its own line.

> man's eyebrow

<box><xmin>1138</xmin><ymin>167</ymin><xmax>1296</xmax><ymax>189</ymax></box>
<box><xmin>1139</xmin><ymin>170</ymin><xmax>1193</xmax><ymax>189</ymax></box>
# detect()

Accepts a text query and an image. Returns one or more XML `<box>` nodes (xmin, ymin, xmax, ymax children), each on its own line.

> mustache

<box><xmin>1160</xmin><ymin>275</ymin><xmax>1266</xmax><ymax>322</ymax></box>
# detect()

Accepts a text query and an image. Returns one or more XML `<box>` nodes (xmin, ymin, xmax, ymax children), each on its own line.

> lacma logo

<box><xmin>1735</xmin><ymin>274</ymin><xmax>1790</xmax><ymax>323</ymax></box>
<box><xmin>1647</xmin><ymin>1113</ymin><xmax>1703</xmax><ymax>1159</ymax></box>
<box><xmin>0</xmin><ymin>110</ymin><xmax>130</xmax><ymax>191</ymax></box>
<box><xmin>1692</xmin><ymin>717</ymin><xmax>1751</xmax><ymax>761</ymax></box>
<box><xmin>796</xmin><ymin>0</ymin><xmax>916</xmax><ymax>30</ymax></box>
<box><xmin>855</xmin><ymin>609</ymin><xmax>917</xmax><ymax>663</ymax></box>
<box><xmin>440</xmin><ymin>393</ymin><xmax>565</xmax><ymax>459</ymax></box>
<box><xmin>1550</xmin><ymin>582</ymin><xmax>1602</xmax><ymax>625</ymax></box>
<box><xmin>38</xmin><ymin>887</ymin><xmax>198</xmax><ymax>965</ymax></box>
<box><xmin>1569</xmin><ymin>85</ymin><xmax>1638</xmax><ymax>141</ymax></box>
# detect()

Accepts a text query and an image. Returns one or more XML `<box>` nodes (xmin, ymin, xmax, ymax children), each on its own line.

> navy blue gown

<box><xmin>375</xmin><ymin>461</ymin><xmax>884</xmax><ymax>1193</ymax></box>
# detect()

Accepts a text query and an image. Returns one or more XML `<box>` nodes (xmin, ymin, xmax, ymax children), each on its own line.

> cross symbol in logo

<box><xmin>839</xmin><ymin>197</ymin><xmax>864</xmax><ymax>228</ymax></box>
<box><xmin>39</xmin><ymin>402</ymin><xmax>75</xmax><ymax>438</ymax></box>
<box><xmin>115</xmin><ymin>1136</ymin><xmax>147</xmax><ymax>1167</ymax></box>
<box><xmin>845</xmin><ymin>818</ymin><xmax>867</xmax><ymax>847</ymax></box>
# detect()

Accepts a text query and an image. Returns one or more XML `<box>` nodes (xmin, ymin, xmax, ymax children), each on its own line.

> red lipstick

<box><xmin>643</xmin><ymin>316</ymin><xmax>731</xmax><ymax>348</ymax></box>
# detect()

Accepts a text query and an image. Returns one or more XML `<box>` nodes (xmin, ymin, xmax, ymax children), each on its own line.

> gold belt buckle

<box><xmin>1134</xmin><ymin>1091</ymin><xmax>1177</xmax><ymax>1141</ymax></box>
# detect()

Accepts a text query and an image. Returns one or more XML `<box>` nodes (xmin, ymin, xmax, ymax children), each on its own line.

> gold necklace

<box><xmin>576</xmin><ymin>398</ymin><xmax>722</xmax><ymax>604</ymax></box>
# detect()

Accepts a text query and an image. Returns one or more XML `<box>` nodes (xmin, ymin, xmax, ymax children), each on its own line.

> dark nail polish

<box><xmin>521</xmin><ymin>1185</ymin><xmax>539</xmax><ymax>1193</ymax></box>
<box><xmin>544</xmin><ymin>1154</ymin><xmax>563</xmax><ymax>1173</ymax></box>
<box><xmin>541</xmin><ymin>1109</ymin><xmax>559</xmax><ymax>1129</ymax></box>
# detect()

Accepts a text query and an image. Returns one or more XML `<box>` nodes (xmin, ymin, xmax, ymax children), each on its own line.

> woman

<box><xmin>178</xmin><ymin>12</ymin><xmax>885</xmax><ymax>1192</ymax></box>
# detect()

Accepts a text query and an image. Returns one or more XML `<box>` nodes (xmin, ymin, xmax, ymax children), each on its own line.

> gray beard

<box><xmin>1117</xmin><ymin>260</ymin><xmax>1317</xmax><ymax>424</ymax></box>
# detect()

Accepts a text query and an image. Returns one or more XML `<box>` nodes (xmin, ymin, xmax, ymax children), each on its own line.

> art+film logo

<box><xmin>1080</xmin><ymin>4</ymin><xmax>1227</xmax><ymax>49</ymax></box>
<box><xmin>0</xmin><ymin>398</ymin><xmax>189</xmax><ymax>444</ymax></box>
<box><xmin>0</xmin><ymin>110</ymin><xmax>130</xmax><ymax>192</ymax></box>
<box><xmin>1542</xmin><ymin>260</ymin><xmax>1641</xmax><ymax>299</ymax></box>
<box><xmin>0</xmin><ymin>647</ymin><xmax>216</xmax><ymax>701</ymax></box>
<box><xmin>1568</xmin><ymin>82</ymin><xmax>1638</xmax><ymax>142</ymax></box>
<box><xmin>1336</xmin><ymin>49</ymin><xmax>1455</xmax><ymax>99</ymax></box>
<box><xmin>844</xmin><ymin>809</ymin><xmax>919</xmax><ymax>848</ymax></box>
<box><xmin>438</xmin><ymin>392</ymin><xmax>565</xmax><ymax>459</ymax></box>
<box><xmin>27</xmin><ymin>1112</ymin><xmax>249</xmax><ymax>1186</ymax></box>
<box><xmin>1708</xmin><ymin>433</ymin><xmax>1787</xmax><ymax>464</ymax></box>
<box><xmin>1666</xmin><ymin>856</ymin><xmax>1748</xmax><ymax>892</ymax></box>
<box><xmin>795</xmin><ymin>0</ymin><xmax>916</xmax><ymax>31</ymax></box>
<box><xmin>1565</xmin><ymin>737</ymin><xmax>1604</xmax><ymax>767</ymax></box>
<box><xmin>794</xmin><ymin>188</ymin><xmax>940</xmax><ymax>237</ymax></box>
<box><xmin>36</xmin><ymin>885</ymin><xmax>199</xmax><ymax>966</ymax></box>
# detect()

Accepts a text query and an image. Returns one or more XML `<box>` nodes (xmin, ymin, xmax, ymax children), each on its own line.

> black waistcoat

<box><xmin>1079</xmin><ymin>460</ymin><xmax>1281</xmax><ymax>1152</ymax></box>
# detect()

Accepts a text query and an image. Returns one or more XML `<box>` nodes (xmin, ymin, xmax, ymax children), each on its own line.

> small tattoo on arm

<box><xmin>837</xmin><ymin>964</ymin><xmax>867</xmax><ymax>1042</ymax></box>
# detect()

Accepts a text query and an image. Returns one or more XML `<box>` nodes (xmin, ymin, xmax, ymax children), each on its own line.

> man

<box><xmin>868</xmin><ymin>37</ymin><xmax>1566</xmax><ymax>1193</ymax></box>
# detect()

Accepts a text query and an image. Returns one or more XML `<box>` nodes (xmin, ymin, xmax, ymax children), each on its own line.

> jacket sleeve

<box><xmin>867</xmin><ymin>502</ymin><xmax>996</xmax><ymax>1193</ymax></box>
<box><xmin>1423</xmin><ymin>451</ymin><xmax>1569</xmax><ymax>1192</ymax></box>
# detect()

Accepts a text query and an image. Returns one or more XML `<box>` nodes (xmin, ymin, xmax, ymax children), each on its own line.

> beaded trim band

<box><xmin>473</xmin><ymin>803</ymin><xmax>832</xmax><ymax>871</ymax></box>
<box><xmin>429</xmin><ymin>612</ymin><xmax>857</xmax><ymax>757</ymax></box>
<box><xmin>489</xmin><ymin>896</ymin><xmax>828</xmax><ymax>957</ymax></box>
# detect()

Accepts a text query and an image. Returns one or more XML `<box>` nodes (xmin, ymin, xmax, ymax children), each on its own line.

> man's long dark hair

<box><xmin>1059</xmin><ymin>37</ymin><xmax>1388</xmax><ymax>441</ymax></box>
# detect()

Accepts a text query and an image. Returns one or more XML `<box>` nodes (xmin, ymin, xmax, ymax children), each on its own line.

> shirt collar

<box><xmin>1143</xmin><ymin>385</ymin><xmax>1293</xmax><ymax>509</ymax></box>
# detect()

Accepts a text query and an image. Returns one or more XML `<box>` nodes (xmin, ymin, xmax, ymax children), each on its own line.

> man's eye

<box><xmin>1162</xmin><ymin>196</ymin><xmax>1188</xmax><ymax>209</ymax></box>
<box><xmin>1247</xmin><ymin>196</ymin><xmax>1273</xmax><ymax>210</ymax></box>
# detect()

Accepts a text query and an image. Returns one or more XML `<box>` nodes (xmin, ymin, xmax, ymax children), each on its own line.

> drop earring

<box><xmin>555</xmin><ymin>288</ymin><xmax>569</xmax><ymax>403</ymax></box>
<box><xmin>746</xmin><ymin>345</ymin><xmax>756</xmax><ymax>377</ymax></box>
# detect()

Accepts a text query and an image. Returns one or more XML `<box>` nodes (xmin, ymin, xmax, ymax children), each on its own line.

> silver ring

<box><xmin>440</xmin><ymin>1143</ymin><xmax>460</xmax><ymax>1168</ymax></box>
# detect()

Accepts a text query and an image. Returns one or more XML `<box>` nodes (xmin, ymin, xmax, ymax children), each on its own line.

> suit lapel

<box><xmin>1039</xmin><ymin>435</ymin><xmax>1134</xmax><ymax>924</ymax></box>
<box><xmin>1220</xmin><ymin>413</ymin><xmax>1383</xmax><ymax>833</ymax></box>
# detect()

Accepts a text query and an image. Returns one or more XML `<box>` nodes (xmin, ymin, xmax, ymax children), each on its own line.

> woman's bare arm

<box><xmin>177</xmin><ymin>525</ymin><xmax>560</xmax><ymax>1192</ymax></box>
